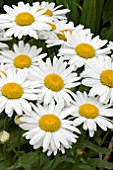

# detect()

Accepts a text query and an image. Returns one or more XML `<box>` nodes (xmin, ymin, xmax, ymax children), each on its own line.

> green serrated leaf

<box><xmin>84</xmin><ymin>140</ymin><xmax>108</xmax><ymax>154</ymax></box>
<box><xmin>87</xmin><ymin>158</ymin><xmax>113</xmax><ymax>169</ymax></box>
<box><xmin>9</xmin><ymin>151</ymin><xmax>41</xmax><ymax>170</ymax></box>
<box><xmin>50</xmin><ymin>155</ymin><xmax>74</xmax><ymax>170</ymax></box>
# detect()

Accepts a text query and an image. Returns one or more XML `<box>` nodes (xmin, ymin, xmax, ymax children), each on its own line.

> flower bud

<box><xmin>76</xmin><ymin>148</ymin><xmax>84</xmax><ymax>155</ymax></box>
<box><xmin>0</xmin><ymin>130</ymin><xmax>10</xmax><ymax>144</ymax></box>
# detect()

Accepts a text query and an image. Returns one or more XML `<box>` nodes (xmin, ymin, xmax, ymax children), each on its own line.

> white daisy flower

<box><xmin>0</xmin><ymin>41</ymin><xmax>47</xmax><ymax>71</ymax></box>
<box><xmin>72</xmin><ymin>91</ymin><xmax>113</xmax><ymax>137</ymax></box>
<box><xmin>20</xmin><ymin>100</ymin><xmax>80</xmax><ymax>156</ymax></box>
<box><xmin>42</xmin><ymin>20</ymin><xmax>74</xmax><ymax>47</ymax></box>
<box><xmin>33</xmin><ymin>1</ymin><xmax>70</xmax><ymax>21</ymax></box>
<box><xmin>28</xmin><ymin>56</ymin><xmax>81</xmax><ymax>105</ymax></box>
<box><xmin>58</xmin><ymin>27</ymin><xmax>110</xmax><ymax>68</ymax></box>
<box><xmin>0</xmin><ymin>2</ymin><xmax>52</xmax><ymax>39</ymax></box>
<box><xmin>0</xmin><ymin>68</ymin><xmax>40</xmax><ymax>117</ymax></box>
<box><xmin>81</xmin><ymin>56</ymin><xmax>113</xmax><ymax>104</ymax></box>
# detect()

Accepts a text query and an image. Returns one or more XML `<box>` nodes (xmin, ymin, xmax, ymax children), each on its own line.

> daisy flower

<box><xmin>19</xmin><ymin>100</ymin><xmax>80</xmax><ymax>156</ymax></box>
<box><xmin>0</xmin><ymin>1</ymin><xmax>52</xmax><ymax>39</ymax></box>
<box><xmin>28</xmin><ymin>56</ymin><xmax>81</xmax><ymax>105</ymax></box>
<box><xmin>43</xmin><ymin>20</ymin><xmax>74</xmax><ymax>47</ymax></box>
<box><xmin>72</xmin><ymin>91</ymin><xmax>113</xmax><ymax>137</ymax></box>
<box><xmin>81</xmin><ymin>56</ymin><xmax>113</xmax><ymax>104</ymax></box>
<box><xmin>58</xmin><ymin>27</ymin><xmax>111</xmax><ymax>68</ymax></box>
<box><xmin>0</xmin><ymin>69</ymin><xmax>40</xmax><ymax>117</ymax></box>
<box><xmin>0</xmin><ymin>41</ymin><xmax>47</xmax><ymax>71</ymax></box>
<box><xmin>33</xmin><ymin>1</ymin><xmax>70</xmax><ymax>21</ymax></box>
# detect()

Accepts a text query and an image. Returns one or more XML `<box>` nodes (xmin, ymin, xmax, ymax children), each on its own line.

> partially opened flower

<box><xmin>58</xmin><ymin>27</ymin><xmax>110</xmax><ymax>68</ymax></box>
<box><xmin>81</xmin><ymin>56</ymin><xmax>113</xmax><ymax>104</ymax></box>
<box><xmin>0</xmin><ymin>69</ymin><xmax>39</xmax><ymax>117</ymax></box>
<box><xmin>0</xmin><ymin>1</ymin><xmax>52</xmax><ymax>39</ymax></box>
<box><xmin>20</xmin><ymin>100</ymin><xmax>80</xmax><ymax>156</ymax></box>
<box><xmin>28</xmin><ymin>56</ymin><xmax>81</xmax><ymax>105</ymax></box>
<box><xmin>44</xmin><ymin>20</ymin><xmax>74</xmax><ymax>47</ymax></box>
<box><xmin>0</xmin><ymin>41</ymin><xmax>47</xmax><ymax>72</ymax></box>
<box><xmin>72</xmin><ymin>91</ymin><xmax>113</xmax><ymax>137</ymax></box>
<box><xmin>33</xmin><ymin>1</ymin><xmax>70</xmax><ymax>21</ymax></box>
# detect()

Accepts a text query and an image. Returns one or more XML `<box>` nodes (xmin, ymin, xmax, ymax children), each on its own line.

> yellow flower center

<box><xmin>58</xmin><ymin>30</ymin><xmax>72</xmax><ymax>41</ymax></box>
<box><xmin>14</xmin><ymin>54</ymin><xmax>31</xmax><ymax>69</ymax></box>
<box><xmin>38</xmin><ymin>114</ymin><xmax>61</xmax><ymax>132</ymax></box>
<box><xmin>100</xmin><ymin>70</ymin><xmax>113</xmax><ymax>87</ymax></box>
<box><xmin>1</xmin><ymin>83</ymin><xmax>23</xmax><ymax>99</ymax></box>
<box><xmin>38</xmin><ymin>8</ymin><xmax>53</xmax><ymax>16</ymax></box>
<box><xmin>15</xmin><ymin>12</ymin><xmax>35</xmax><ymax>26</ymax></box>
<box><xmin>47</xmin><ymin>22</ymin><xmax>56</xmax><ymax>30</ymax></box>
<box><xmin>44</xmin><ymin>74</ymin><xmax>64</xmax><ymax>92</ymax></box>
<box><xmin>75</xmin><ymin>43</ymin><xmax>95</xmax><ymax>59</ymax></box>
<box><xmin>0</xmin><ymin>71</ymin><xmax>6</xmax><ymax>77</ymax></box>
<box><xmin>79</xmin><ymin>104</ymin><xmax>99</xmax><ymax>119</ymax></box>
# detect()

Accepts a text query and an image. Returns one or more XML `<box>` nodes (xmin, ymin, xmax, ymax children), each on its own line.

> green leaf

<box><xmin>66</xmin><ymin>0</ymin><xmax>80</xmax><ymax>25</ymax></box>
<box><xmin>87</xmin><ymin>158</ymin><xmax>113</xmax><ymax>169</ymax></box>
<box><xmin>94</xmin><ymin>0</ymin><xmax>105</xmax><ymax>34</ymax></box>
<box><xmin>84</xmin><ymin>141</ymin><xmax>108</xmax><ymax>154</ymax></box>
<box><xmin>80</xmin><ymin>0</ymin><xmax>96</xmax><ymax>32</ymax></box>
<box><xmin>44</xmin><ymin>155</ymin><xmax>74</xmax><ymax>170</ymax></box>
<box><xmin>42</xmin><ymin>159</ymin><xmax>54</xmax><ymax>170</ymax></box>
<box><xmin>7</xmin><ymin>151</ymin><xmax>41</xmax><ymax>170</ymax></box>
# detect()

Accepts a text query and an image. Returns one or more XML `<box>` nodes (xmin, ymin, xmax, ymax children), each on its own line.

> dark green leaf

<box><xmin>84</xmin><ymin>140</ymin><xmax>108</xmax><ymax>154</ymax></box>
<box><xmin>48</xmin><ymin>155</ymin><xmax>74</xmax><ymax>170</ymax></box>
<box><xmin>87</xmin><ymin>158</ymin><xmax>113</xmax><ymax>169</ymax></box>
<box><xmin>80</xmin><ymin>0</ymin><xmax>96</xmax><ymax>32</ymax></box>
<box><xmin>66</xmin><ymin>0</ymin><xmax>80</xmax><ymax>25</ymax></box>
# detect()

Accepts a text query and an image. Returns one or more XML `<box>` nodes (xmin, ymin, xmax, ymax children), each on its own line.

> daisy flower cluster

<box><xmin>0</xmin><ymin>1</ymin><xmax>113</xmax><ymax>156</ymax></box>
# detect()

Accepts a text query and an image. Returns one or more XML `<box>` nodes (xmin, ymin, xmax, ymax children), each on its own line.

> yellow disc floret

<box><xmin>75</xmin><ymin>43</ymin><xmax>95</xmax><ymax>59</ymax></box>
<box><xmin>38</xmin><ymin>8</ymin><xmax>53</xmax><ymax>16</ymax></box>
<box><xmin>47</xmin><ymin>22</ymin><xmax>56</xmax><ymax>30</ymax></box>
<box><xmin>79</xmin><ymin>104</ymin><xmax>99</xmax><ymax>119</ymax></box>
<box><xmin>100</xmin><ymin>70</ymin><xmax>113</xmax><ymax>87</ymax></box>
<box><xmin>14</xmin><ymin>54</ymin><xmax>31</xmax><ymax>69</ymax></box>
<box><xmin>39</xmin><ymin>114</ymin><xmax>61</xmax><ymax>132</ymax></box>
<box><xmin>15</xmin><ymin>12</ymin><xmax>35</xmax><ymax>26</ymax></box>
<box><xmin>58</xmin><ymin>30</ymin><xmax>72</xmax><ymax>41</ymax></box>
<box><xmin>44</xmin><ymin>74</ymin><xmax>64</xmax><ymax>92</ymax></box>
<box><xmin>2</xmin><ymin>83</ymin><xmax>23</xmax><ymax>99</ymax></box>
<box><xmin>43</xmin><ymin>9</ymin><xmax>53</xmax><ymax>16</ymax></box>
